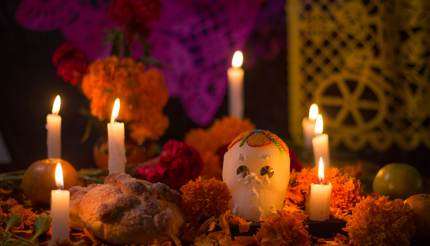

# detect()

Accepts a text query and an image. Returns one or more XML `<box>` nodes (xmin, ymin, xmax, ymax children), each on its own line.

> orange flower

<box><xmin>81</xmin><ymin>56</ymin><xmax>169</xmax><ymax>144</ymax></box>
<box><xmin>180</xmin><ymin>177</ymin><xmax>231</xmax><ymax>223</ymax></box>
<box><xmin>285</xmin><ymin>167</ymin><xmax>363</xmax><ymax>220</ymax></box>
<box><xmin>185</xmin><ymin>117</ymin><xmax>255</xmax><ymax>178</ymax></box>
<box><xmin>255</xmin><ymin>209</ymin><xmax>310</xmax><ymax>246</ymax></box>
<box><xmin>345</xmin><ymin>195</ymin><xmax>415</xmax><ymax>246</ymax></box>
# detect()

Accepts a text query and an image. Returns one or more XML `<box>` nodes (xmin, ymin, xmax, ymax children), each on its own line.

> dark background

<box><xmin>1</xmin><ymin>1</ymin><xmax>429</xmax><ymax>178</ymax></box>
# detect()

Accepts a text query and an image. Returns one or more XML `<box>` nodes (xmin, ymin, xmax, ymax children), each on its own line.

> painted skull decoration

<box><xmin>222</xmin><ymin>129</ymin><xmax>290</xmax><ymax>221</ymax></box>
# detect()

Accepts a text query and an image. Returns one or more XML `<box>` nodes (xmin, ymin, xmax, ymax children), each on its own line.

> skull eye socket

<box><xmin>236</xmin><ymin>165</ymin><xmax>250</xmax><ymax>178</ymax></box>
<box><xmin>260</xmin><ymin>166</ymin><xmax>274</xmax><ymax>178</ymax></box>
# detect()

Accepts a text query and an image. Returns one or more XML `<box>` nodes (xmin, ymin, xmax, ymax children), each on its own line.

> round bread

<box><xmin>70</xmin><ymin>174</ymin><xmax>183</xmax><ymax>245</ymax></box>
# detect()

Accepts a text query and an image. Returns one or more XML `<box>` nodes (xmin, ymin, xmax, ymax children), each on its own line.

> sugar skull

<box><xmin>222</xmin><ymin>129</ymin><xmax>290</xmax><ymax>221</ymax></box>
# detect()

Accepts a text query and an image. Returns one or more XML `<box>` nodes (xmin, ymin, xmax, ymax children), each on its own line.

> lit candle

<box><xmin>308</xmin><ymin>158</ymin><xmax>332</xmax><ymax>221</ymax></box>
<box><xmin>107</xmin><ymin>98</ymin><xmax>126</xmax><ymax>174</ymax></box>
<box><xmin>51</xmin><ymin>162</ymin><xmax>70</xmax><ymax>243</ymax></box>
<box><xmin>312</xmin><ymin>114</ymin><xmax>330</xmax><ymax>167</ymax></box>
<box><xmin>227</xmin><ymin>50</ymin><xmax>244</xmax><ymax>118</ymax></box>
<box><xmin>302</xmin><ymin>104</ymin><xmax>319</xmax><ymax>149</ymax></box>
<box><xmin>46</xmin><ymin>95</ymin><xmax>61</xmax><ymax>159</ymax></box>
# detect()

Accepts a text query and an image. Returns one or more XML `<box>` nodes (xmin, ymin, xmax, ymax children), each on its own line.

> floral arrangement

<box><xmin>180</xmin><ymin>177</ymin><xmax>231</xmax><ymax>223</ymax></box>
<box><xmin>52</xmin><ymin>0</ymin><xmax>167</xmax><ymax>145</ymax></box>
<box><xmin>185</xmin><ymin>117</ymin><xmax>255</xmax><ymax>178</ymax></box>
<box><xmin>81</xmin><ymin>56</ymin><xmax>168</xmax><ymax>144</ymax></box>
<box><xmin>345</xmin><ymin>195</ymin><xmax>415</xmax><ymax>246</ymax></box>
<box><xmin>137</xmin><ymin>140</ymin><xmax>203</xmax><ymax>189</ymax></box>
<box><xmin>286</xmin><ymin>167</ymin><xmax>363</xmax><ymax>220</ymax></box>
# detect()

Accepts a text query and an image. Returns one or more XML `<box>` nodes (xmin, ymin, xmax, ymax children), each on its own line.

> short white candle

<box><xmin>312</xmin><ymin>114</ymin><xmax>330</xmax><ymax>167</ymax></box>
<box><xmin>51</xmin><ymin>162</ymin><xmax>70</xmax><ymax>244</ymax></box>
<box><xmin>302</xmin><ymin>104</ymin><xmax>319</xmax><ymax>149</ymax></box>
<box><xmin>46</xmin><ymin>95</ymin><xmax>61</xmax><ymax>159</ymax></box>
<box><xmin>308</xmin><ymin>158</ymin><xmax>332</xmax><ymax>221</ymax></box>
<box><xmin>227</xmin><ymin>50</ymin><xmax>244</xmax><ymax>119</ymax></box>
<box><xmin>107</xmin><ymin>98</ymin><xmax>126</xmax><ymax>174</ymax></box>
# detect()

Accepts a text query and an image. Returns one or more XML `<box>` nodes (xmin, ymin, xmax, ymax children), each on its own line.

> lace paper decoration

<box><xmin>287</xmin><ymin>0</ymin><xmax>430</xmax><ymax>151</ymax></box>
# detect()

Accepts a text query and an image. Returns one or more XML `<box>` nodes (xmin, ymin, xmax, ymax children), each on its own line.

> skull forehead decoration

<box><xmin>222</xmin><ymin>129</ymin><xmax>290</xmax><ymax>221</ymax></box>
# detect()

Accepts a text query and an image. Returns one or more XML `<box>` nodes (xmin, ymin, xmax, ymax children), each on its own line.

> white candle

<box><xmin>302</xmin><ymin>104</ymin><xmax>319</xmax><ymax>149</ymax></box>
<box><xmin>107</xmin><ymin>98</ymin><xmax>126</xmax><ymax>174</ymax></box>
<box><xmin>312</xmin><ymin>114</ymin><xmax>330</xmax><ymax>167</ymax></box>
<box><xmin>308</xmin><ymin>158</ymin><xmax>332</xmax><ymax>221</ymax></box>
<box><xmin>46</xmin><ymin>95</ymin><xmax>61</xmax><ymax>159</ymax></box>
<box><xmin>227</xmin><ymin>50</ymin><xmax>244</xmax><ymax>118</ymax></box>
<box><xmin>51</xmin><ymin>162</ymin><xmax>70</xmax><ymax>244</ymax></box>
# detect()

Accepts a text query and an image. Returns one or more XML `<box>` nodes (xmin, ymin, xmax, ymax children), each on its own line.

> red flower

<box><xmin>108</xmin><ymin>0</ymin><xmax>161</xmax><ymax>36</ymax></box>
<box><xmin>137</xmin><ymin>140</ymin><xmax>203</xmax><ymax>189</ymax></box>
<box><xmin>289</xmin><ymin>148</ymin><xmax>302</xmax><ymax>171</ymax></box>
<box><xmin>52</xmin><ymin>42</ymin><xmax>88</xmax><ymax>86</ymax></box>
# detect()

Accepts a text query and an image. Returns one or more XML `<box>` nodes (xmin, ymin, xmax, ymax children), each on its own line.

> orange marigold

<box><xmin>345</xmin><ymin>195</ymin><xmax>415</xmax><ymax>246</ymax></box>
<box><xmin>286</xmin><ymin>167</ymin><xmax>363</xmax><ymax>220</ymax></box>
<box><xmin>180</xmin><ymin>177</ymin><xmax>231</xmax><ymax>223</ymax></box>
<box><xmin>81</xmin><ymin>56</ymin><xmax>169</xmax><ymax>144</ymax></box>
<box><xmin>185</xmin><ymin>117</ymin><xmax>255</xmax><ymax>178</ymax></box>
<box><xmin>255</xmin><ymin>209</ymin><xmax>310</xmax><ymax>246</ymax></box>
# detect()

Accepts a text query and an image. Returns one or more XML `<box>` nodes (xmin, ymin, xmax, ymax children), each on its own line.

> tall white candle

<box><xmin>302</xmin><ymin>104</ymin><xmax>319</xmax><ymax>149</ymax></box>
<box><xmin>227</xmin><ymin>50</ymin><xmax>244</xmax><ymax>118</ymax></box>
<box><xmin>46</xmin><ymin>95</ymin><xmax>61</xmax><ymax>159</ymax></box>
<box><xmin>308</xmin><ymin>158</ymin><xmax>332</xmax><ymax>221</ymax></box>
<box><xmin>51</xmin><ymin>162</ymin><xmax>70</xmax><ymax>244</ymax></box>
<box><xmin>312</xmin><ymin>114</ymin><xmax>330</xmax><ymax>167</ymax></box>
<box><xmin>107</xmin><ymin>98</ymin><xmax>126</xmax><ymax>174</ymax></box>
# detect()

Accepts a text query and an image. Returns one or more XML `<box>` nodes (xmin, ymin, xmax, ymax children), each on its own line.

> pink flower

<box><xmin>52</xmin><ymin>42</ymin><xmax>88</xmax><ymax>86</ymax></box>
<box><xmin>108</xmin><ymin>0</ymin><xmax>161</xmax><ymax>36</ymax></box>
<box><xmin>137</xmin><ymin>140</ymin><xmax>203</xmax><ymax>189</ymax></box>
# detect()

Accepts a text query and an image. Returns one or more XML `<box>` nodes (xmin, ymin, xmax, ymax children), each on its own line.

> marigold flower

<box><xmin>345</xmin><ymin>195</ymin><xmax>415</xmax><ymax>246</ymax></box>
<box><xmin>180</xmin><ymin>177</ymin><xmax>231</xmax><ymax>223</ymax></box>
<box><xmin>81</xmin><ymin>56</ymin><xmax>169</xmax><ymax>144</ymax></box>
<box><xmin>256</xmin><ymin>209</ymin><xmax>310</xmax><ymax>246</ymax></box>
<box><xmin>185</xmin><ymin>117</ymin><xmax>255</xmax><ymax>178</ymax></box>
<box><xmin>286</xmin><ymin>167</ymin><xmax>363</xmax><ymax>220</ymax></box>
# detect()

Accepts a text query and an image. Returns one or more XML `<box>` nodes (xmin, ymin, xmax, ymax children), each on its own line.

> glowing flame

<box><xmin>110</xmin><ymin>98</ymin><xmax>120</xmax><ymax>123</ymax></box>
<box><xmin>315</xmin><ymin>114</ymin><xmax>323</xmax><ymax>135</ymax></box>
<box><xmin>309</xmin><ymin>104</ymin><xmax>319</xmax><ymax>120</ymax></box>
<box><xmin>231</xmin><ymin>50</ymin><xmax>243</xmax><ymax>68</ymax></box>
<box><xmin>52</xmin><ymin>95</ymin><xmax>61</xmax><ymax>114</ymax></box>
<box><xmin>55</xmin><ymin>162</ymin><xmax>64</xmax><ymax>189</ymax></box>
<box><xmin>318</xmin><ymin>157</ymin><xmax>325</xmax><ymax>182</ymax></box>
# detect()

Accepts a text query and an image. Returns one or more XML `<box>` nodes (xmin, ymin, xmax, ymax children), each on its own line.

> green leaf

<box><xmin>80</xmin><ymin>120</ymin><xmax>93</xmax><ymax>143</ymax></box>
<box><xmin>30</xmin><ymin>215</ymin><xmax>51</xmax><ymax>241</ymax></box>
<box><xmin>5</xmin><ymin>214</ymin><xmax>22</xmax><ymax>232</ymax></box>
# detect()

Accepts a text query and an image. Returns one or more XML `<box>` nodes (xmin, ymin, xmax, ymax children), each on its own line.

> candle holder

<box><xmin>306</xmin><ymin>218</ymin><xmax>346</xmax><ymax>238</ymax></box>
<box><xmin>229</xmin><ymin>222</ymin><xmax>260</xmax><ymax>236</ymax></box>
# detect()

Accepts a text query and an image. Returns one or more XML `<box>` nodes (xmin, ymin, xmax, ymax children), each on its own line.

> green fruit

<box><xmin>372</xmin><ymin>163</ymin><xmax>423</xmax><ymax>199</ymax></box>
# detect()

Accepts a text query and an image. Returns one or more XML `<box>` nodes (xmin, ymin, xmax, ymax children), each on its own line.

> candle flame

<box><xmin>111</xmin><ymin>98</ymin><xmax>120</xmax><ymax>123</ymax></box>
<box><xmin>231</xmin><ymin>50</ymin><xmax>243</xmax><ymax>68</ymax></box>
<box><xmin>318</xmin><ymin>157</ymin><xmax>325</xmax><ymax>182</ymax></box>
<box><xmin>52</xmin><ymin>95</ymin><xmax>61</xmax><ymax>114</ymax></box>
<box><xmin>309</xmin><ymin>104</ymin><xmax>319</xmax><ymax>120</ymax></box>
<box><xmin>315</xmin><ymin>114</ymin><xmax>323</xmax><ymax>134</ymax></box>
<box><xmin>54</xmin><ymin>162</ymin><xmax>64</xmax><ymax>189</ymax></box>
